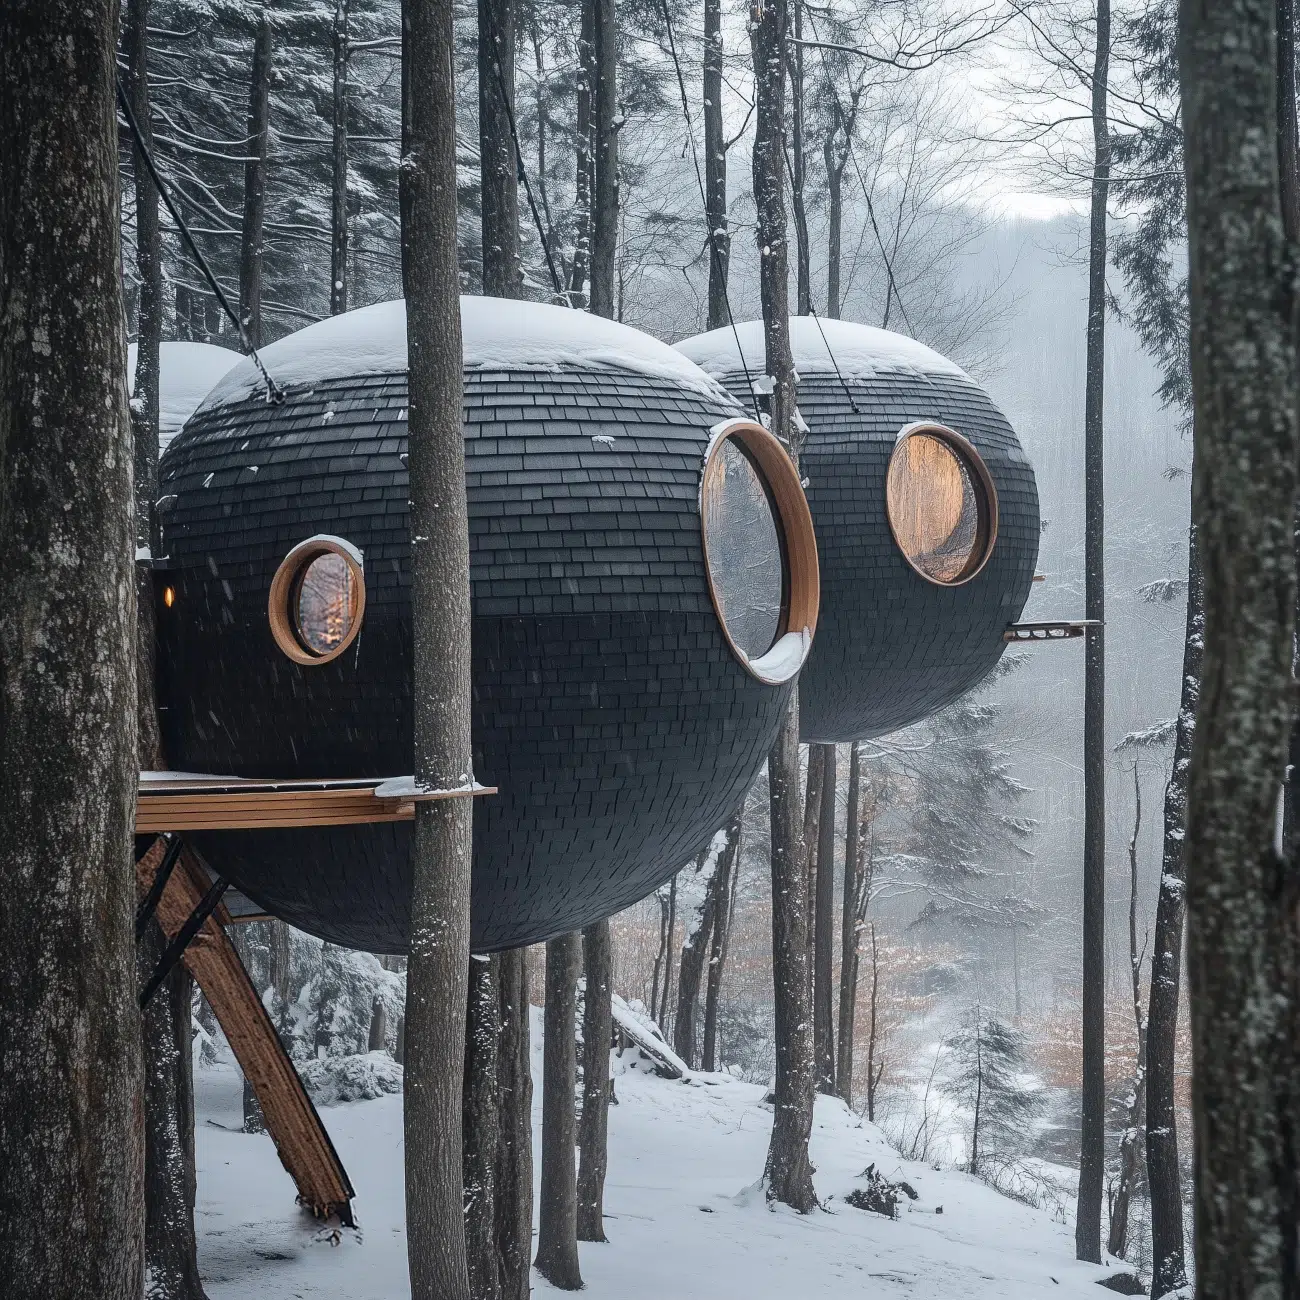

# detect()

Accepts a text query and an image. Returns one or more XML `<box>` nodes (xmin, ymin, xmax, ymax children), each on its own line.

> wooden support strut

<box><xmin>135</xmin><ymin>836</ymin><xmax>357</xmax><ymax>1225</ymax></box>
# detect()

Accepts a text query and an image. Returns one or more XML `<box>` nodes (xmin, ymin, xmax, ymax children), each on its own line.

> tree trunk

<box><xmin>1075</xmin><ymin>0</ymin><xmax>1110</xmax><ymax>1265</ymax></box>
<box><xmin>703</xmin><ymin>0</ymin><xmax>729</xmax><ymax>330</ymax></box>
<box><xmin>814</xmin><ymin>743</ymin><xmax>836</xmax><ymax>1095</ymax></box>
<box><xmin>0</xmin><ymin>3</ymin><xmax>144</xmax><ymax>1295</ymax></box>
<box><xmin>751</xmin><ymin>0</ymin><xmax>815</xmax><ymax>1213</ymax></box>
<box><xmin>1107</xmin><ymin>763</ymin><xmax>1146</xmax><ymax>1261</ymax></box>
<box><xmin>535</xmin><ymin>933</ymin><xmax>583</xmax><ymax>1289</ymax></box>
<box><xmin>866</xmin><ymin>923</ymin><xmax>881</xmax><ymax>1122</ymax></box>
<box><xmin>674</xmin><ymin>849</ymin><xmax>719</xmax><ymax>1068</ymax></box>
<box><xmin>657</xmin><ymin>874</ymin><xmax>677</xmax><ymax>1030</ymax></box>
<box><xmin>703</xmin><ymin>810</ymin><xmax>743</xmax><ymax>1072</ymax></box>
<box><xmin>369</xmin><ymin>996</ymin><xmax>389</xmax><ymax>1052</ymax></box>
<box><xmin>824</xmin><ymin>129</ymin><xmax>843</xmax><ymax>321</ymax></box>
<box><xmin>1180</xmin><ymin>3</ymin><xmax>1300</xmax><ymax>1295</ymax></box>
<box><xmin>330</xmin><ymin>0</ymin><xmax>350</xmax><ymax>316</ymax></box>
<box><xmin>836</xmin><ymin>743</ymin><xmax>861</xmax><ymax>1102</ymax></box>
<box><xmin>567</xmin><ymin>1</ymin><xmax>594</xmax><ymax>305</ymax></box>
<box><xmin>1145</xmin><ymin>537</ymin><xmax>1199</xmax><ymax>1297</ymax></box>
<box><xmin>589</xmin><ymin>0</ymin><xmax>618</xmax><ymax>318</ymax></box>
<box><xmin>787</xmin><ymin>0</ymin><xmax>811</xmax><ymax>317</ymax></box>
<box><xmin>495</xmin><ymin>946</ymin><xmax>533</xmax><ymax>1300</ymax></box>
<box><xmin>970</xmin><ymin>1013</ymin><xmax>982</xmax><ymax>1175</ymax></box>
<box><xmin>464</xmin><ymin>957</ymin><xmax>501</xmax><ymax>1300</ymax></box>
<box><xmin>577</xmin><ymin>920</ymin><xmax>612</xmax><ymax>1242</ymax></box>
<box><xmin>802</xmin><ymin>742</ymin><xmax>825</xmax><ymax>982</ymax></box>
<box><xmin>400</xmin><ymin>0</ymin><xmax>475</xmax><ymax>1293</ymax></box>
<box><xmin>239</xmin><ymin>10</ymin><xmax>271</xmax><ymax>348</ymax></box>
<box><xmin>650</xmin><ymin>886</ymin><xmax>669</xmax><ymax>1024</ymax></box>
<box><xmin>479</xmin><ymin>0</ymin><xmax>520</xmax><ymax>299</ymax></box>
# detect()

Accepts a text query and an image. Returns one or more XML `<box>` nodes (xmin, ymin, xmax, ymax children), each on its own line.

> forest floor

<box><xmin>194</xmin><ymin>1030</ymin><xmax>1133</xmax><ymax>1299</ymax></box>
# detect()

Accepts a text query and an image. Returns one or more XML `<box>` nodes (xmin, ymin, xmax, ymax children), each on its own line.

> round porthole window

<box><xmin>885</xmin><ymin>423</ymin><xmax>998</xmax><ymax>585</ymax></box>
<box><xmin>269</xmin><ymin>535</ymin><xmax>366</xmax><ymax>665</ymax></box>
<box><xmin>700</xmin><ymin>421</ymin><xmax>819</xmax><ymax>684</ymax></box>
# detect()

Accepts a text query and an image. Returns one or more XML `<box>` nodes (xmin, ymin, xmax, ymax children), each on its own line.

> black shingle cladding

<box><xmin>710</xmin><ymin>367</ymin><xmax>1039</xmax><ymax>743</ymax></box>
<box><xmin>154</xmin><ymin>367</ymin><xmax>792</xmax><ymax>954</ymax></box>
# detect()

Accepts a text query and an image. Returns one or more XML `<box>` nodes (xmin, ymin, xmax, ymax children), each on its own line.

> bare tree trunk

<box><xmin>836</xmin><ymin>743</ymin><xmax>861</xmax><ymax>1102</ymax></box>
<box><xmin>401</xmin><ymin>0</ymin><xmax>474</xmax><ymax>1292</ymax></box>
<box><xmin>674</xmin><ymin>847</ymin><xmax>722</xmax><ymax>1068</ymax></box>
<box><xmin>650</xmin><ymin>886</ymin><xmax>669</xmax><ymax>1023</ymax></box>
<box><xmin>330</xmin><ymin>0</ymin><xmax>350</xmax><ymax>316</ymax></box>
<box><xmin>802</xmin><ymin>743</ymin><xmax>825</xmax><ymax>984</ymax></box>
<box><xmin>495</xmin><ymin>946</ymin><xmax>533</xmax><ymax>1300</ymax></box>
<box><xmin>969</xmin><ymin>1012</ymin><xmax>983</xmax><ymax>1175</ymax></box>
<box><xmin>657</xmin><ymin>874</ymin><xmax>677</xmax><ymax>1031</ymax></box>
<box><xmin>1180</xmin><ymin>3</ymin><xmax>1300</xmax><ymax>1294</ymax></box>
<box><xmin>814</xmin><ymin>744</ymin><xmax>836</xmax><ymax>1094</ymax></box>
<box><xmin>589</xmin><ymin>0</ymin><xmax>618</xmax><ymax>318</ymax></box>
<box><xmin>787</xmin><ymin>0</ymin><xmax>810</xmax><ymax>316</ymax></box>
<box><xmin>464</xmin><ymin>956</ymin><xmax>501</xmax><ymax>1300</ymax></box>
<box><xmin>535</xmin><ymin>933</ymin><xmax>583</xmax><ymax>1289</ymax></box>
<box><xmin>369</xmin><ymin>996</ymin><xmax>389</xmax><ymax>1051</ymax></box>
<box><xmin>1145</xmin><ymin>537</ymin><xmax>1199</xmax><ymax>1297</ymax></box>
<box><xmin>1075</xmin><ymin>0</ymin><xmax>1110</xmax><ymax>1265</ymax></box>
<box><xmin>823</xmin><ymin>128</ymin><xmax>843</xmax><ymax>321</ymax></box>
<box><xmin>577</xmin><ymin>920</ymin><xmax>612</xmax><ymax>1242</ymax></box>
<box><xmin>240</xmin><ymin>10</ymin><xmax>271</xmax><ymax>348</ymax></box>
<box><xmin>0</xmin><ymin>3</ymin><xmax>143</xmax><ymax>1294</ymax></box>
<box><xmin>568</xmin><ymin>1</ymin><xmax>594</xmax><ymax>306</ymax></box>
<box><xmin>865</xmin><ymin>923</ymin><xmax>881</xmax><ymax>1122</ymax></box>
<box><xmin>479</xmin><ymin>0</ymin><xmax>520</xmax><ymax>299</ymax></box>
<box><xmin>703</xmin><ymin>0</ymin><xmax>729</xmax><ymax>330</ymax></box>
<box><xmin>751</xmin><ymin>0</ymin><xmax>815</xmax><ymax>1213</ymax></box>
<box><xmin>1107</xmin><ymin>764</ymin><xmax>1146</xmax><ymax>1261</ymax></box>
<box><xmin>703</xmin><ymin>810</ymin><xmax>743</xmax><ymax>1072</ymax></box>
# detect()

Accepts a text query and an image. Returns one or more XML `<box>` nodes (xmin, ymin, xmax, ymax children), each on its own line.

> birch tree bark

<box><xmin>400</xmin><ymin>0</ymin><xmax>475</xmax><ymax>1293</ymax></box>
<box><xmin>1180</xmin><ymin>2</ymin><xmax>1300</xmax><ymax>1294</ymax></box>
<box><xmin>0</xmin><ymin>3</ymin><xmax>144</xmax><ymax>1294</ymax></box>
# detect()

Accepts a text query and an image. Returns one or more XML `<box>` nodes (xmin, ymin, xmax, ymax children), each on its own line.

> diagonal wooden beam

<box><xmin>136</xmin><ymin>837</ymin><xmax>355</xmax><ymax>1225</ymax></box>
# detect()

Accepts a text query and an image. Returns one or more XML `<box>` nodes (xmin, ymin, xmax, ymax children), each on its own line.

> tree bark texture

<box><xmin>836</xmin><ymin>742</ymin><xmax>861</xmax><ymax>1102</ymax></box>
<box><xmin>589</xmin><ymin>0</ymin><xmax>618</xmax><ymax>318</ymax></box>
<box><xmin>824</xmin><ymin>126</ymin><xmax>843</xmax><ymax>321</ymax></box>
<box><xmin>495</xmin><ymin>946</ymin><xmax>533</xmax><ymax>1300</ymax></box>
<box><xmin>1076</xmin><ymin>0</ymin><xmax>1110</xmax><ymax>1265</ymax></box>
<box><xmin>478</xmin><ymin>0</ymin><xmax>520</xmax><ymax>299</ymax></box>
<box><xmin>568</xmin><ymin>2</ymin><xmax>594</xmax><ymax>304</ymax></box>
<box><xmin>401</xmin><ymin>0</ymin><xmax>475</xmax><ymax>1293</ymax></box>
<box><xmin>814</xmin><ymin>743</ymin><xmax>836</xmax><ymax>1095</ymax></box>
<box><xmin>657</xmin><ymin>874</ymin><xmax>677</xmax><ymax>1031</ymax></box>
<box><xmin>1145</xmin><ymin>536</ymin><xmax>1200</xmax><ymax>1297</ymax></box>
<box><xmin>0</xmin><ymin>3</ymin><xmax>144</xmax><ymax>1295</ymax></box>
<box><xmin>140</xmin><ymin>934</ymin><xmax>208</xmax><ymax>1300</ymax></box>
<box><xmin>330</xmin><ymin>0</ymin><xmax>350</xmax><ymax>316</ymax></box>
<box><xmin>239</xmin><ymin>11</ymin><xmax>271</xmax><ymax>348</ymax></box>
<box><xmin>464</xmin><ymin>956</ymin><xmax>501</xmax><ymax>1300</ymax></box>
<box><xmin>787</xmin><ymin>0</ymin><xmax>811</xmax><ymax>317</ymax></box>
<box><xmin>703</xmin><ymin>0</ymin><xmax>729</xmax><ymax>330</ymax></box>
<box><xmin>751</xmin><ymin>0</ymin><xmax>815</xmax><ymax>1214</ymax></box>
<box><xmin>535</xmin><ymin>933</ymin><xmax>583</xmax><ymax>1289</ymax></box>
<box><xmin>578</xmin><ymin>919</ymin><xmax>612</xmax><ymax>1242</ymax></box>
<box><xmin>703</xmin><ymin>810</ymin><xmax>743</xmax><ymax>1073</ymax></box>
<box><xmin>1180</xmin><ymin>3</ymin><xmax>1300</xmax><ymax>1296</ymax></box>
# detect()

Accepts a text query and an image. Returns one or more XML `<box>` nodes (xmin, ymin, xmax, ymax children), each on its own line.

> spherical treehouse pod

<box><xmin>155</xmin><ymin>298</ymin><xmax>818</xmax><ymax>953</ymax></box>
<box><xmin>675</xmin><ymin>318</ymin><xmax>1039</xmax><ymax>742</ymax></box>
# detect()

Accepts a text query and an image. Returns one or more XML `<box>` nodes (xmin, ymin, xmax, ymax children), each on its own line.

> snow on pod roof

<box><xmin>673</xmin><ymin>317</ymin><xmax>970</xmax><ymax>383</ymax></box>
<box><xmin>129</xmin><ymin>340</ymin><xmax>242</xmax><ymax>451</ymax></box>
<box><xmin>199</xmin><ymin>297</ymin><xmax>732</xmax><ymax>412</ymax></box>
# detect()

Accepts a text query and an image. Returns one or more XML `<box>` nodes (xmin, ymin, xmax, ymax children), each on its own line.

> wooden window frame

<box><xmin>700</xmin><ymin>419</ymin><xmax>820</xmax><ymax>685</ymax></box>
<box><xmin>268</xmin><ymin>535</ymin><xmax>366</xmax><ymax>666</ymax></box>
<box><xmin>885</xmin><ymin>421</ymin><xmax>999</xmax><ymax>587</ymax></box>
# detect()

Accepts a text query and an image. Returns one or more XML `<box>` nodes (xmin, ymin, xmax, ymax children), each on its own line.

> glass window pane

<box><xmin>886</xmin><ymin>433</ymin><xmax>982</xmax><ymax>583</ymax></box>
<box><xmin>703</xmin><ymin>439</ymin><xmax>784</xmax><ymax>660</ymax></box>
<box><xmin>296</xmin><ymin>552</ymin><xmax>355</xmax><ymax>654</ymax></box>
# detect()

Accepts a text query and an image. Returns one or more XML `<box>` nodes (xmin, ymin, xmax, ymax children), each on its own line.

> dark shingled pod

<box><xmin>676</xmin><ymin>322</ymin><xmax>1040</xmax><ymax>742</ymax></box>
<box><xmin>155</xmin><ymin>349</ymin><xmax>797</xmax><ymax>953</ymax></box>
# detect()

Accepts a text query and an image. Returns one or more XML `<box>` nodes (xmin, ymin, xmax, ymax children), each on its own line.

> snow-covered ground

<box><xmin>195</xmin><ymin>1027</ymin><xmax>1130</xmax><ymax>1299</ymax></box>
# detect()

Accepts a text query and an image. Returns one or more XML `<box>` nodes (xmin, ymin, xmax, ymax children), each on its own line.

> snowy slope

<box><xmin>194</xmin><ymin>1016</ymin><xmax>1129</xmax><ymax>1299</ymax></box>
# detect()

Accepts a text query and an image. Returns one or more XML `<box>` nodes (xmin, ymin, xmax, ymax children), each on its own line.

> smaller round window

<box><xmin>269</xmin><ymin>536</ymin><xmax>366</xmax><ymax>665</ymax></box>
<box><xmin>885</xmin><ymin>424</ymin><xmax>998</xmax><ymax>585</ymax></box>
